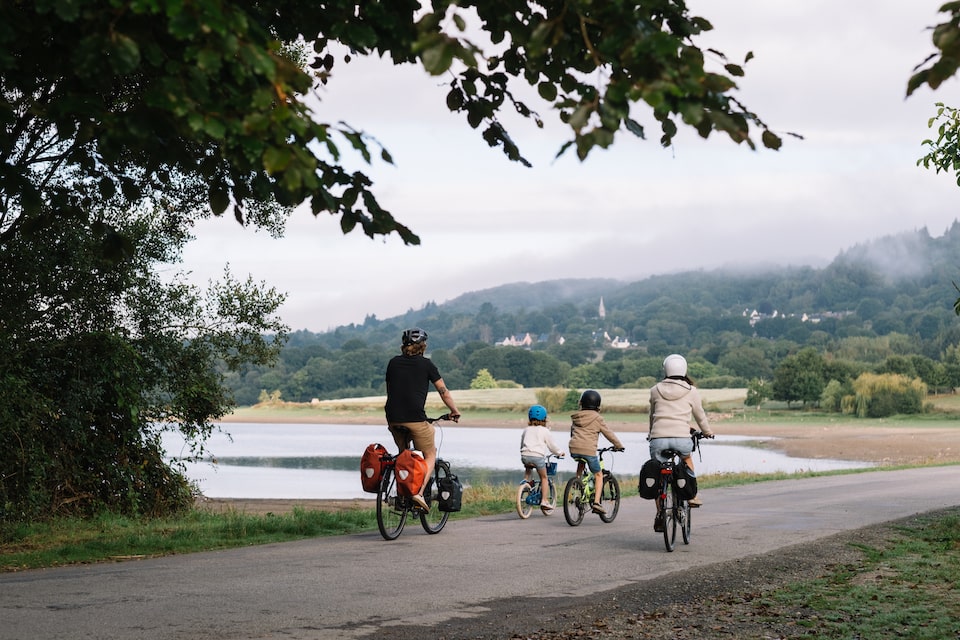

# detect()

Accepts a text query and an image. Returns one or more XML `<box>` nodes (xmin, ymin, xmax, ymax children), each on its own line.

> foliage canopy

<box><xmin>0</xmin><ymin>0</ymin><xmax>787</xmax><ymax>246</ymax></box>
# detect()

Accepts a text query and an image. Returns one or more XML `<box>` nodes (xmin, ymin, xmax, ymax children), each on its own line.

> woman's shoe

<box><xmin>411</xmin><ymin>494</ymin><xmax>429</xmax><ymax>511</ymax></box>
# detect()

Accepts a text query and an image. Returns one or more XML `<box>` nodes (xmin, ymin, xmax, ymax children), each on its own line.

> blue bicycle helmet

<box><xmin>528</xmin><ymin>404</ymin><xmax>548</xmax><ymax>422</ymax></box>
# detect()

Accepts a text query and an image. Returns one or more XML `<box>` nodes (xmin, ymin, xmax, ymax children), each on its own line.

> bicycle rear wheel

<box><xmin>563</xmin><ymin>477</ymin><xmax>586</xmax><ymax>526</ymax></box>
<box><xmin>663</xmin><ymin>484</ymin><xmax>678</xmax><ymax>552</ymax></box>
<box><xmin>376</xmin><ymin>467</ymin><xmax>407</xmax><ymax>540</ymax></box>
<box><xmin>516</xmin><ymin>481</ymin><xmax>534</xmax><ymax>519</ymax></box>
<box><xmin>598</xmin><ymin>473</ymin><xmax>620</xmax><ymax>523</ymax></box>
<box><xmin>420</xmin><ymin>460</ymin><xmax>451</xmax><ymax>534</ymax></box>
<box><xmin>680</xmin><ymin>497</ymin><xmax>692</xmax><ymax>544</ymax></box>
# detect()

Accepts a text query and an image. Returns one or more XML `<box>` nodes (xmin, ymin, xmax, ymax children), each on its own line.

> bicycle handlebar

<box><xmin>427</xmin><ymin>413</ymin><xmax>460</xmax><ymax>424</ymax></box>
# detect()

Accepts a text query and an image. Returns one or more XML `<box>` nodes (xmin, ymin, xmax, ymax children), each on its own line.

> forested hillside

<box><xmin>224</xmin><ymin>223</ymin><xmax>960</xmax><ymax>407</ymax></box>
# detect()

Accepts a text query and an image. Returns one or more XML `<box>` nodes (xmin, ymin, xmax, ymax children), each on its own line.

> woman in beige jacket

<box><xmin>648</xmin><ymin>354</ymin><xmax>714</xmax><ymax>509</ymax></box>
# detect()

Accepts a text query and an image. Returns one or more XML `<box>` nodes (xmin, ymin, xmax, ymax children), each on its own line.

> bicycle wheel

<box><xmin>376</xmin><ymin>467</ymin><xmax>407</xmax><ymax>540</ymax></box>
<box><xmin>663</xmin><ymin>484</ymin><xmax>678</xmax><ymax>552</ymax></box>
<box><xmin>516</xmin><ymin>481</ymin><xmax>534</xmax><ymax>519</ymax></box>
<box><xmin>544</xmin><ymin>478</ymin><xmax>557</xmax><ymax>511</ymax></box>
<box><xmin>680</xmin><ymin>496</ymin><xmax>692</xmax><ymax>545</ymax></box>
<box><xmin>598</xmin><ymin>473</ymin><xmax>620</xmax><ymax>523</ymax></box>
<box><xmin>420</xmin><ymin>460</ymin><xmax>451</xmax><ymax>534</ymax></box>
<box><xmin>563</xmin><ymin>477</ymin><xmax>586</xmax><ymax>526</ymax></box>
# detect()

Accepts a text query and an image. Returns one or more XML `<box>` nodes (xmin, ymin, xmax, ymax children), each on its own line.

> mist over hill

<box><xmin>328</xmin><ymin>222</ymin><xmax>960</xmax><ymax>343</ymax></box>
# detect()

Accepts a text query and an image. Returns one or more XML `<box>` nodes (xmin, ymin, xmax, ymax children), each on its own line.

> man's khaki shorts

<box><xmin>388</xmin><ymin>421</ymin><xmax>435</xmax><ymax>453</ymax></box>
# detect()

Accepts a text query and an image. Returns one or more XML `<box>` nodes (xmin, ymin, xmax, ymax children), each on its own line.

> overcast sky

<box><xmin>177</xmin><ymin>1</ymin><xmax>960</xmax><ymax>332</ymax></box>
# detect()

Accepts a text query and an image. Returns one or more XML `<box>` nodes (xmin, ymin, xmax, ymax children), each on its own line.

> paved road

<box><xmin>3</xmin><ymin>466</ymin><xmax>959</xmax><ymax>640</ymax></box>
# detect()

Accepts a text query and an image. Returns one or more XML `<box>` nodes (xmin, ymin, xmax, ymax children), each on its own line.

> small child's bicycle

<box><xmin>516</xmin><ymin>453</ymin><xmax>564</xmax><ymax>518</ymax></box>
<box><xmin>375</xmin><ymin>415</ymin><xmax>457</xmax><ymax>540</ymax></box>
<box><xmin>563</xmin><ymin>447</ymin><xmax>622</xmax><ymax>526</ymax></box>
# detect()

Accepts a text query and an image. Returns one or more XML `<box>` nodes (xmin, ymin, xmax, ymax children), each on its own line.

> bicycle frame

<box><xmin>516</xmin><ymin>453</ymin><xmax>562</xmax><ymax>518</ymax></box>
<box><xmin>563</xmin><ymin>447</ymin><xmax>622</xmax><ymax>526</ymax></box>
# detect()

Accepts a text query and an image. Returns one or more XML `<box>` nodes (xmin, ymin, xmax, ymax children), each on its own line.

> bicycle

<box><xmin>655</xmin><ymin>431</ymin><xmax>708</xmax><ymax>552</ymax></box>
<box><xmin>516</xmin><ymin>453</ymin><xmax>564</xmax><ymax>518</ymax></box>
<box><xmin>376</xmin><ymin>414</ymin><xmax>457</xmax><ymax>540</ymax></box>
<box><xmin>562</xmin><ymin>446</ymin><xmax>623</xmax><ymax>526</ymax></box>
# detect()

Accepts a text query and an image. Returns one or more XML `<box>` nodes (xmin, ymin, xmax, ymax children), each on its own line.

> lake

<box><xmin>160</xmin><ymin>423</ymin><xmax>871</xmax><ymax>500</ymax></box>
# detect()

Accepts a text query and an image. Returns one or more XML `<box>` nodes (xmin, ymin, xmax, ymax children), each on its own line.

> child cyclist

<box><xmin>569</xmin><ymin>390</ymin><xmax>624</xmax><ymax>515</ymax></box>
<box><xmin>520</xmin><ymin>404</ymin><xmax>565</xmax><ymax>512</ymax></box>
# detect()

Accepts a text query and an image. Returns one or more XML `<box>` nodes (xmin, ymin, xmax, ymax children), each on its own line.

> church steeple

<box><xmin>598</xmin><ymin>297</ymin><xmax>606</xmax><ymax>319</ymax></box>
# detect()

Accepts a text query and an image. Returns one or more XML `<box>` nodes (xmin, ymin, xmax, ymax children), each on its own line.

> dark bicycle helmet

<box><xmin>579</xmin><ymin>389</ymin><xmax>601</xmax><ymax>411</ymax></box>
<box><xmin>528</xmin><ymin>404</ymin><xmax>548</xmax><ymax>422</ymax></box>
<box><xmin>401</xmin><ymin>327</ymin><xmax>428</xmax><ymax>345</ymax></box>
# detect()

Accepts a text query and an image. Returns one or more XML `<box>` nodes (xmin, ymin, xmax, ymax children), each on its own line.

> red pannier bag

<box><xmin>394</xmin><ymin>449</ymin><xmax>427</xmax><ymax>497</ymax></box>
<box><xmin>360</xmin><ymin>443</ymin><xmax>389</xmax><ymax>493</ymax></box>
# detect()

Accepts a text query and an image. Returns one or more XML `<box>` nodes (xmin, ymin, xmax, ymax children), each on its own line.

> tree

<box><xmin>0</xmin><ymin>206</ymin><xmax>286</xmax><ymax>520</ymax></box>
<box><xmin>470</xmin><ymin>368</ymin><xmax>497</xmax><ymax>390</ymax></box>
<box><xmin>745</xmin><ymin>378</ymin><xmax>772</xmax><ymax>410</ymax></box>
<box><xmin>771</xmin><ymin>348</ymin><xmax>826</xmax><ymax>407</ymax></box>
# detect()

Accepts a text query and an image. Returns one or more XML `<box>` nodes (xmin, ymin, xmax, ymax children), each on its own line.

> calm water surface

<box><xmin>160</xmin><ymin>423</ymin><xmax>871</xmax><ymax>500</ymax></box>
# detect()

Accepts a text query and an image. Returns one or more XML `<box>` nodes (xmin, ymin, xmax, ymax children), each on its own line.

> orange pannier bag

<box><xmin>360</xmin><ymin>443</ymin><xmax>389</xmax><ymax>493</ymax></box>
<box><xmin>394</xmin><ymin>449</ymin><xmax>427</xmax><ymax>497</ymax></box>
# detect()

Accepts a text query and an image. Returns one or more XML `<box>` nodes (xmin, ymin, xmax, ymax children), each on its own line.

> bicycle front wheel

<box><xmin>563</xmin><ymin>477</ymin><xmax>586</xmax><ymax>526</ymax></box>
<box><xmin>420</xmin><ymin>460</ymin><xmax>451</xmax><ymax>534</ymax></box>
<box><xmin>376</xmin><ymin>467</ymin><xmax>407</xmax><ymax>541</ymax></box>
<box><xmin>663</xmin><ymin>484</ymin><xmax>678</xmax><ymax>552</ymax></box>
<box><xmin>598</xmin><ymin>473</ymin><xmax>620</xmax><ymax>523</ymax></box>
<box><xmin>516</xmin><ymin>482</ymin><xmax>534</xmax><ymax>519</ymax></box>
<box><xmin>544</xmin><ymin>478</ymin><xmax>557</xmax><ymax>512</ymax></box>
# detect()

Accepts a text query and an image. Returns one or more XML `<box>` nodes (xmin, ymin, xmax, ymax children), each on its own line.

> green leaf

<box><xmin>761</xmin><ymin>130</ymin><xmax>782</xmax><ymax>150</ymax></box>
<box><xmin>209</xmin><ymin>184</ymin><xmax>230</xmax><ymax>215</ymax></box>
<box><xmin>537</xmin><ymin>82</ymin><xmax>558</xmax><ymax>101</ymax></box>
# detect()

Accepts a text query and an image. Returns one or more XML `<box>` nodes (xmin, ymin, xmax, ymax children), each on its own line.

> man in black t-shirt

<box><xmin>385</xmin><ymin>328</ymin><xmax>460</xmax><ymax>511</ymax></box>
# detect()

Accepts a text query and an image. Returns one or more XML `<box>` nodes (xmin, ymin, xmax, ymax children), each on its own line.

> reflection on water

<box><xmin>161</xmin><ymin>423</ymin><xmax>872</xmax><ymax>500</ymax></box>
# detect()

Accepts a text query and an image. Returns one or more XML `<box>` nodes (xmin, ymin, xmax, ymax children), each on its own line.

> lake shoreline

<box><xmin>195</xmin><ymin>409</ymin><xmax>960</xmax><ymax>516</ymax></box>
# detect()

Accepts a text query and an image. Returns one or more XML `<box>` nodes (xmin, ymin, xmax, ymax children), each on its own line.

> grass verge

<box><xmin>750</xmin><ymin>508</ymin><xmax>960</xmax><ymax>639</ymax></box>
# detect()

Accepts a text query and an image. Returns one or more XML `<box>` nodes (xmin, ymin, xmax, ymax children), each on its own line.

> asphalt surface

<box><xmin>3</xmin><ymin>466</ymin><xmax>959</xmax><ymax>640</ymax></box>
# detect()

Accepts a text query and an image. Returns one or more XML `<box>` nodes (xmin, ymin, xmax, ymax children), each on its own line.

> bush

<box><xmin>849</xmin><ymin>373</ymin><xmax>927</xmax><ymax>418</ymax></box>
<box><xmin>535</xmin><ymin>387</ymin><xmax>569</xmax><ymax>413</ymax></box>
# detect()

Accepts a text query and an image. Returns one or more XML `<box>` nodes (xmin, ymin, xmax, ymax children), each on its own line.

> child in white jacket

<box><xmin>520</xmin><ymin>404</ymin><xmax>565</xmax><ymax>511</ymax></box>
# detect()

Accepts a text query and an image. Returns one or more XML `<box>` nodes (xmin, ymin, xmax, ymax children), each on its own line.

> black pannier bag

<box><xmin>673</xmin><ymin>459</ymin><xmax>698</xmax><ymax>500</ymax></box>
<box><xmin>638</xmin><ymin>458</ymin><xmax>661</xmax><ymax>500</ymax></box>
<box><xmin>435</xmin><ymin>462</ymin><xmax>463</xmax><ymax>512</ymax></box>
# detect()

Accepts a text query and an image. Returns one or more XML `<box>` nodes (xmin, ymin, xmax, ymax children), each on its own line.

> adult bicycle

<box><xmin>656</xmin><ymin>431</ymin><xmax>709</xmax><ymax>552</ymax></box>
<box><xmin>563</xmin><ymin>446</ymin><xmax>623</xmax><ymax>526</ymax></box>
<box><xmin>376</xmin><ymin>414</ymin><xmax>457</xmax><ymax>540</ymax></box>
<box><xmin>516</xmin><ymin>453</ymin><xmax>564</xmax><ymax>518</ymax></box>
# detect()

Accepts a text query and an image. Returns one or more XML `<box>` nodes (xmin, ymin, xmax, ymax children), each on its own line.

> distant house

<box><xmin>610</xmin><ymin>336</ymin><xmax>631</xmax><ymax>349</ymax></box>
<box><xmin>499</xmin><ymin>332</ymin><xmax>533</xmax><ymax>347</ymax></box>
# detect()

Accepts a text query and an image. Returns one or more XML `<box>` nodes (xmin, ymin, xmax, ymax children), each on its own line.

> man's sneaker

<box><xmin>654</xmin><ymin>515</ymin><xmax>664</xmax><ymax>532</ymax></box>
<box><xmin>591</xmin><ymin>502</ymin><xmax>606</xmax><ymax>515</ymax></box>
<box><xmin>688</xmin><ymin>496</ymin><xmax>703</xmax><ymax>508</ymax></box>
<box><xmin>411</xmin><ymin>494</ymin><xmax>429</xmax><ymax>511</ymax></box>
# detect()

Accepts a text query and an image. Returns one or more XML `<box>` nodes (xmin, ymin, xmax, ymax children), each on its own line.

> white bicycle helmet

<box><xmin>663</xmin><ymin>354</ymin><xmax>688</xmax><ymax>378</ymax></box>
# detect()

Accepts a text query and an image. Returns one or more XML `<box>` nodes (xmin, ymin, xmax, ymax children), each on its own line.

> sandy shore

<box><xmin>197</xmin><ymin>412</ymin><xmax>960</xmax><ymax>515</ymax></box>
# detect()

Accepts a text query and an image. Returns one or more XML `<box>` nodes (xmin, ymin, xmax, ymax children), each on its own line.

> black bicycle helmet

<box><xmin>401</xmin><ymin>327</ymin><xmax>428</xmax><ymax>345</ymax></box>
<box><xmin>579</xmin><ymin>389</ymin><xmax>601</xmax><ymax>411</ymax></box>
